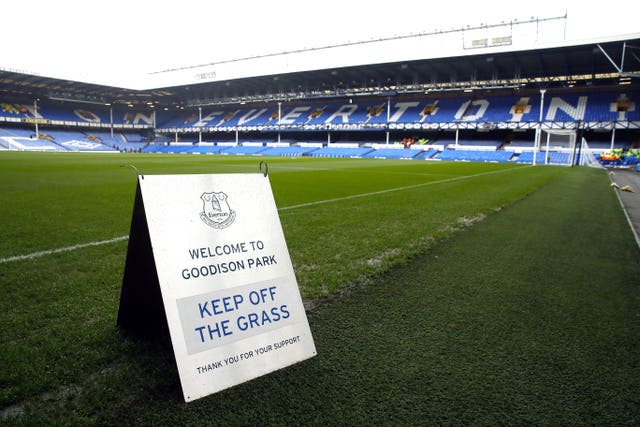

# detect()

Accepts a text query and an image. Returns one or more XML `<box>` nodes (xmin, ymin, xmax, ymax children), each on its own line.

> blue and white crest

<box><xmin>200</xmin><ymin>191</ymin><xmax>236</xmax><ymax>229</ymax></box>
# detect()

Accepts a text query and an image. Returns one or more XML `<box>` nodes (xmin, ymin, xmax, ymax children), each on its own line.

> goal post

<box><xmin>535</xmin><ymin>129</ymin><xmax>576</xmax><ymax>165</ymax></box>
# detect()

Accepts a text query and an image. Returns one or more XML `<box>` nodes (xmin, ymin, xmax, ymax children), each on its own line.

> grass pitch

<box><xmin>1</xmin><ymin>152</ymin><xmax>638</xmax><ymax>425</ymax></box>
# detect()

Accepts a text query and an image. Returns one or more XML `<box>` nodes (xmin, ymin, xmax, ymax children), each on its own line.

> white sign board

<box><xmin>118</xmin><ymin>173</ymin><xmax>316</xmax><ymax>402</ymax></box>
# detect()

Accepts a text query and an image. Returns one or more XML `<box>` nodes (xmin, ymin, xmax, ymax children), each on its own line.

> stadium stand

<box><xmin>416</xmin><ymin>149</ymin><xmax>441</xmax><ymax>159</ymax></box>
<box><xmin>1</xmin><ymin>82</ymin><xmax>638</xmax><ymax>165</ymax></box>
<box><xmin>148</xmin><ymin>91</ymin><xmax>640</xmax><ymax>132</ymax></box>
<box><xmin>505</xmin><ymin>139</ymin><xmax>536</xmax><ymax>152</ymax></box>
<box><xmin>0</xmin><ymin>127</ymin><xmax>118</xmax><ymax>152</ymax></box>
<box><xmin>189</xmin><ymin>144</ymin><xmax>223</xmax><ymax>154</ymax></box>
<box><xmin>260</xmin><ymin>146</ymin><xmax>318</xmax><ymax>157</ymax></box>
<box><xmin>221</xmin><ymin>145</ymin><xmax>268</xmax><ymax>155</ymax></box>
<box><xmin>0</xmin><ymin>131</ymin><xmax>67</xmax><ymax>151</ymax></box>
<box><xmin>515</xmin><ymin>151</ymin><xmax>571</xmax><ymax>164</ymax></box>
<box><xmin>307</xmin><ymin>146</ymin><xmax>374</xmax><ymax>158</ymax></box>
<box><xmin>0</xmin><ymin>127</ymin><xmax>34</xmax><ymax>138</ymax></box>
<box><xmin>435</xmin><ymin>149</ymin><xmax>515</xmax><ymax>163</ymax></box>
<box><xmin>363</xmin><ymin>148</ymin><xmax>424</xmax><ymax>159</ymax></box>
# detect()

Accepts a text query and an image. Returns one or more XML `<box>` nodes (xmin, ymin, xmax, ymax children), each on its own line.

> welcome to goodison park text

<box><xmin>181</xmin><ymin>240</ymin><xmax>277</xmax><ymax>280</ymax></box>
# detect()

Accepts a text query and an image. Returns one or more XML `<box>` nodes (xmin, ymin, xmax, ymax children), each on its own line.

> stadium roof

<box><xmin>1</xmin><ymin>33</ymin><xmax>638</xmax><ymax>109</ymax></box>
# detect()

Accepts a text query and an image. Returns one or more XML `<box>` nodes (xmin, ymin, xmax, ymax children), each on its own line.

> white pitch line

<box><xmin>278</xmin><ymin>165</ymin><xmax>529</xmax><ymax>211</ymax></box>
<box><xmin>0</xmin><ymin>165</ymin><xmax>530</xmax><ymax>263</ymax></box>
<box><xmin>0</xmin><ymin>235</ymin><xmax>129</xmax><ymax>264</ymax></box>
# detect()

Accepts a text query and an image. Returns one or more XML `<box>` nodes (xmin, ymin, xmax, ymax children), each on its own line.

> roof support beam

<box><xmin>597</xmin><ymin>43</ymin><xmax>623</xmax><ymax>73</ymax></box>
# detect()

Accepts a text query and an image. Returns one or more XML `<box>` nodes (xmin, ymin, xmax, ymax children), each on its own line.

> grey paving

<box><xmin>608</xmin><ymin>168</ymin><xmax>640</xmax><ymax>248</ymax></box>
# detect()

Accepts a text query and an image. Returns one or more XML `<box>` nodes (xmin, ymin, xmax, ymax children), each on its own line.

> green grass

<box><xmin>0</xmin><ymin>152</ymin><xmax>638</xmax><ymax>425</ymax></box>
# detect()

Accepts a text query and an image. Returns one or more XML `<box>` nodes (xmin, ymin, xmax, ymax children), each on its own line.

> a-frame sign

<box><xmin>118</xmin><ymin>171</ymin><xmax>316</xmax><ymax>402</ymax></box>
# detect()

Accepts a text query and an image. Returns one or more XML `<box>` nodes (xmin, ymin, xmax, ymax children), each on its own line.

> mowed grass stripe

<box><xmin>282</xmin><ymin>166</ymin><xmax>640</xmax><ymax>425</ymax></box>
<box><xmin>280</xmin><ymin>164</ymin><xmax>565</xmax><ymax>297</ymax></box>
<box><xmin>0</xmin><ymin>163</ymin><xmax>529</xmax><ymax>263</ymax></box>
<box><xmin>278</xmin><ymin>164</ymin><xmax>531</xmax><ymax>211</ymax></box>
<box><xmin>0</xmin><ymin>152</ymin><xmax>514</xmax><ymax>257</ymax></box>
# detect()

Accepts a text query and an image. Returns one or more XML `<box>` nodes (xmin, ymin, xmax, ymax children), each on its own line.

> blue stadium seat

<box><xmin>307</xmin><ymin>147</ymin><xmax>374</xmax><ymax>158</ymax></box>
<box><xmin>436</xmin><ymin>149</ymin><xmax>514</xmax><ymax>162</ymax></box>
<box><xmin>363</xmin><ymin>148</ymin><xmax>424</xmax><ymax>159</ymax></box>
<box><xmin>260</xmin><ymin>146</ymin><xmax>318</xmax><ymax>156</ymax></box>
<box><xmin>515</xmin><ymin>151</ymin><xmax>570</xmax><ymax>165</ymax></box>
<box><xmin>221</xmin><ymin>145</ymin><xmax>268</xmax><ymax>155</ymax></box>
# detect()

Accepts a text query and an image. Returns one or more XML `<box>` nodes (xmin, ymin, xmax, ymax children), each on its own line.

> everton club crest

<box><xmin>200</xmin><ymin>191</ymin><xmax>236</xmax><ymax>229</ymax></box>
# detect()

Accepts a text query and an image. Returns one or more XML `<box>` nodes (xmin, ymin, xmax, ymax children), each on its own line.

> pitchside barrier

<box><xmin>117</xmin><ymin>163</ymin><xmax>316</xmax><ymax>402</ymax></box>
